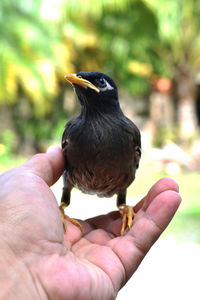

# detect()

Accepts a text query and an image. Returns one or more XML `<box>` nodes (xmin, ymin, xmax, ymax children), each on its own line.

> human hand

<box><xmin>0</xmin><ymin>146</ymin><xmax>181</xmax><ymax>300</ymax></box>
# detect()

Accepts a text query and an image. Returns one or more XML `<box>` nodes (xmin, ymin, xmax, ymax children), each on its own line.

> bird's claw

<box><xmin>59</xmin><ymin>203</ymin><xmax>82</xmax><ymax>233</ymax></box>
<box><xmin>119</xmin><ymin>205</ymin><xmax>136</xmax><ymax>235</ymax></box>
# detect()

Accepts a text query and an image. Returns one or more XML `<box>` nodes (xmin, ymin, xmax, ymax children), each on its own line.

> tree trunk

<box><xmin>177</xmin><ymin>96</ymin><xmax>197</xmax><ymax>141</ymax></box>
<box><xmin>174</xmin><ymin>66</ymin><xmax>198</xmax><ymax>144</ymax></box>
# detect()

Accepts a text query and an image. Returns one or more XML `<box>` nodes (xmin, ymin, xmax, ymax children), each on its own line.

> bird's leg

<box><xmin>117</xmin><ymin>190</ymin><xmax>136</xmax><ymax>235</ymax></box>
<box><xmin>59</xmin><ymin>177</ymin><xmax>82</xmax><ymax>232</ymax></box>
<box><xmin>59</xmin><ymin>183</ymin><xmax>71</xmax><ymax>232</ymax></box>
<box><xmin>59</xmin><ymin>201</ymin><xmax>68</xmax><ymax>232</ymax></box>
<box><xmin>59</xmin><ymin>200</ymin><xmax>82</xmax><ymax>232</ymax></box>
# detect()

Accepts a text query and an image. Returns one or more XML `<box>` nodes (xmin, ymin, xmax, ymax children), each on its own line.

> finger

<box><xmin>94</xmin><ymin>178</ymin><xmax>180</xmax><ymax>236</ymax></box>
<box><xmin>85</xmin><ymin>179</ymin><xmax>179</xmax><ymax>235</ymax></box>
<box><xmin>134</xmin><ymin>177</ymin><xmax>179</xmax><ymax>212</ymax></box>
<box><xmin>22</xmin><ymin>146</ymin><xmax>65</xmax><ymax>186</ymax></box>
<box><xmin>110</xmin><ymin>189</ymin><xmax>181</xmax><ymax>282</ymax></box>
<box><xmin>86</xmin><ymin>211</ymin><xmax>120</xmax><ymax>230</ymax></box>
<box><xmin>130</xmin><ymin>190</ymin><xmax>181</xmax><ymax>249</ymax></box>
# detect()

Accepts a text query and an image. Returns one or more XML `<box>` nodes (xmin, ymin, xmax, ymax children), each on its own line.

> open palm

<box><xmin>0</xmin><ymin>146</ymin><xmax>181</xmax><ymax>300</ymax></box>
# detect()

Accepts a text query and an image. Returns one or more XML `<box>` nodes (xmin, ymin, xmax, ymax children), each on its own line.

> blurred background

<box><xmin>0</xmin><ymin>0</ymin><xmax>200</xmax><ymax>298</ymax></box>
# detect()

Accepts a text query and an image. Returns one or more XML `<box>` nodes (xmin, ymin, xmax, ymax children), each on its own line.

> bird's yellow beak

<box><xmin>64</xmin><ymin>73</ymin><xmax>100</xmax><ymax>93</ymax></box>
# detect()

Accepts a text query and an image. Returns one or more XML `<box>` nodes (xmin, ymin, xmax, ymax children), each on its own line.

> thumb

<box><xmin>22</xmin><ymin>146</ymin><xmax>65</xmax><ymax>186</ymax></box>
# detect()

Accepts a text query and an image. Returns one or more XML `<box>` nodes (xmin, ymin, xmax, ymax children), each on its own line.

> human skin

<box><xmin>0</xmin><ymin>146</ymin><xmax>181</xmax><ymax>300</ymax></box>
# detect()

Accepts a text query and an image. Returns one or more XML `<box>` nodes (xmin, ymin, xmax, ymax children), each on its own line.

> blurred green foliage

<box><xmin>0</xmin><ymin>0</ymin><xmax>57</xmax><ymax>107</ymax></box>
<box><xmin>0</xmin><ymin>130</ymin><xmax>25</xmax><ymax>170</ymax></box>
<box><xmin>153</xmin><ymin>126</ymin><xmax>178</xmax><ymax>147</ymax></box>
<box><xmin>0</xmin><ymin>0</ymin><xmax>200</xmax><ymax>152</ymax></box>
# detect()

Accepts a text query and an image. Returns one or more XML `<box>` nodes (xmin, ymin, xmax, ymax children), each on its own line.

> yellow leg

<box><xmin>59</xmin><ymin>203</ymin><xmax>67</xmax><ymax>231</ymax></box>
<box><xmin>119</xmin><ymin>205</ymin><xmax>136</xmax><ymax>235</ymax></box>
<box><xmin>59</xmin><ymin>203</ymin><xmax>82</xmax><ymax>232</ymax></box>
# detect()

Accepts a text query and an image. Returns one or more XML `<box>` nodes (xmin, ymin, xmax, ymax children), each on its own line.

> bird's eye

<box><xmin>98</xmin><ymin>77</ymin><xmax>107</xmax><ymax>88</ymax></box>
<box><xmin>77</xmin><ymin>75</ymin><xmax>82</xmax><ymax>79</ymax></box>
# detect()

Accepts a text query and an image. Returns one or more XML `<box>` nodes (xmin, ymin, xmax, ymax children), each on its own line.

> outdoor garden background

<box><xmin>0</xmin><ymin>1</ymin><xmax>200</xmax><ymax>299</ymax></box>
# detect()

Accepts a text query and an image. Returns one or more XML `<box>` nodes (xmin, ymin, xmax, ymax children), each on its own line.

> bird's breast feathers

<box><xmin>63</xmin><ymin>119</ymin><xmax>139</xmax><ymax>197</ymax></box>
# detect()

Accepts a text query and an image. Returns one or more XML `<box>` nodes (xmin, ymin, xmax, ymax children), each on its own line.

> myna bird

<box><xmin>60</xmin><ymin>71</ymin><xmax>141</xmax><ymax>235</ymax></box>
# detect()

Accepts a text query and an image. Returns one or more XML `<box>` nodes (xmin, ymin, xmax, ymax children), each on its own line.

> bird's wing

<box><xmin>61</xmin><ymin>116</ymin><xmax>78</xmax><ymax>151</ymax></box>
<box><xmin>125</xmin><ymin>118</ymin><xmax>141</xmax><ymax>169</ymax></box>
<box><xmin>134</xmin><ymin>145</ymin><xmax>141</xmax><ymax>169</ymax></box>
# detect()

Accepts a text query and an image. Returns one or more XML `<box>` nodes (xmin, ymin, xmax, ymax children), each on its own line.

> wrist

<box><xmin>0</xmin><ymin>241</ymin><xmax>45</xmax><ymax>300</ymax></box>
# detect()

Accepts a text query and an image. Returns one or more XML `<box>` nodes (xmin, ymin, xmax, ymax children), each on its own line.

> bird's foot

<box><xmin>119</xmin><ymin>204</ymin><xmax>136</xmax><ymax>235</ymax></box>
<box><xmin>59</xmin><ymin>203</ymin><xmax>82</xmax><ymax>233</ymax></box>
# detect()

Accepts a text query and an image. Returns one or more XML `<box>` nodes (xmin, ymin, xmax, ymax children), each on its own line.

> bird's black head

<box><xmin>65</xmin><ymin>71</ymin><xmax>120</xmax><ymax>114</ymax></box>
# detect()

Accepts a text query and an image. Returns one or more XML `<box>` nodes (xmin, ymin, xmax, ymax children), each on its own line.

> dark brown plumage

<box><xmin>60</xmin><ymin>71</ymin><xmax>141</xmax><ymax>235</ymax></box>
